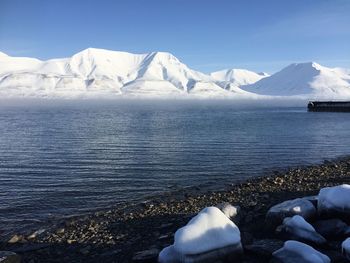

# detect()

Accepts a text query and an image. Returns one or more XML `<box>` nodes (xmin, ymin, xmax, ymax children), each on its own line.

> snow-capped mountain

<box><xmin>242</xmin><ymin>62</ymin><xmax>350</xmax><ymax>98</ymax></box>
<box><xmin>0</xmin><ymin>48</ymin><xmax>235</xmax><ymax>98</ymax></box>
<box><xmin>210</xmin><ymin>69</ymin><xmax>268</xmax><ymax>87</ymax></box>
<box><xmin>210</xmin><ymin>69</ymin><xmax>269</xmax><ymax>97</ymax></box>
<box><xmin>1</xmin><ymin>48</ymin><xmax>350</xmax><ymax>99</ymax></box>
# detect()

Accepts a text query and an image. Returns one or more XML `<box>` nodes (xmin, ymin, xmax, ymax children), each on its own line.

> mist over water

<box><xmin>0</xmin><ymin>99</ymin><xmax>349</xmax><ymax>234</ymax></box>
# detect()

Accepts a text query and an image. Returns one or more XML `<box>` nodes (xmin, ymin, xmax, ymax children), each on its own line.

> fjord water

<box><xmin>1</xmin><ymin>100</ymin><xmax>350</xmax><ymax>234</ymax></box>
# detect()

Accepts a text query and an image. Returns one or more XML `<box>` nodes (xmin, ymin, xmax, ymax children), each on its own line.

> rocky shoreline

<box><xmin>1</xmin><ymin>157</ymin><xmax>350</xmax><ymax>262</ymax></box>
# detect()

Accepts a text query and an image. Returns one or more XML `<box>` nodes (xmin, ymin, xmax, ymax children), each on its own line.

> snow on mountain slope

<box><xmin>210</xmin><ymin>69</ymin><xmax>268</xmax><ymax>87</ymax></box>
<box><xmin>1</xmin><ymin>49</ymin><xmax>350</xmax><ymax>99</ymax></box>
<box><xmin>121</xmin><ymin>80</ymin><xmax>184</xmax><ymax>97</ymax></box>
<box><xmin>242</xmin><ymin>62</ymin><xmax>350</xmax><ymax>98</ymax></box>
<box><xmin>0</xmin><ymin>53</ymin><xmax>42</xmax><ymax>76</ymax></box>
<box><xmin>0</xmin><ymin>48</ymin><xmax>238</xmax><ymax>98</ymax></box>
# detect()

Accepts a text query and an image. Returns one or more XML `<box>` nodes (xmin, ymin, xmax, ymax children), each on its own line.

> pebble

<box><xmin>67</xmin><ymin>239</ymin><xmax>76</xmax><ymax>244</ymax></box>
<box><xmin>27</xmin><ymin>229</ymin><xmax>46</xmax><ymax>240</ymax></box>
<box><xmin>56</xmin><ymin>228</ymin><xmax>65</xmax><ymax>235</ymax></box>
<box><xmin>7</xmin><ymin>235</ymin><xmax>23</xmax><ymax>244</ymax></box>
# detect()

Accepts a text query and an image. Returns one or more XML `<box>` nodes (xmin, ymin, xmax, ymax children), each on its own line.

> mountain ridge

<box><xmin>242</xmin><ymin>61</ymin><xmax>350</xmax><ymax>98</ymax></box>
<box><xmin>0</xmin><ymin>48</ymin><xmax>349</xmax><ymax>99</ymax></box>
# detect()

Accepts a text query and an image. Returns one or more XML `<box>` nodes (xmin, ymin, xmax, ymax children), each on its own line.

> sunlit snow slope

<box><xmin>1</xmin><ymin>49</ymin><xmax>349</xmax><ymax>99</ymax></box>
<box><xmin>242</xmin><ymin>62</ymin><xmax>350</xmax><ymax>99</ymax></box>
<box><xmin>211</xmin><ymin>69</ymin><xmax>268</xmax><ymax>87</ymax></box>
<box><xmin>0</xmin><ymin>48</ymin><xmax>236</xmax><ymax>98</ymax></box>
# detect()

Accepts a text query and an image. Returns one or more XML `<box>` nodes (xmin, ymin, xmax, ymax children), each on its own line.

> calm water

<box><xmin>1</xmin><ymin>100</ymin><xmax>350</xmax><ymax>234</ymax></box>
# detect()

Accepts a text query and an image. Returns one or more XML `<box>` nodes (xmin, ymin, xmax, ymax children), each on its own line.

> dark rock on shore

<box><xmin>313</xmin><ymin>219</ymin><xmax>350</xmax><ymax>240</ymax></box>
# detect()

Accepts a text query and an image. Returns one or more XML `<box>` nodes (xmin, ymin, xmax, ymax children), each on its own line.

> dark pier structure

<box><xmin>308</xmin><ymin>101</ymin><xmax>350</xmax><ymax>112</ymax></box>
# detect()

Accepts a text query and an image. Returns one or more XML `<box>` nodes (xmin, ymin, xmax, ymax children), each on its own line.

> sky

<box><xmin>0</xmin><ymin>0</ymin><xmax>349</xmax><ymax>73</ymax></box>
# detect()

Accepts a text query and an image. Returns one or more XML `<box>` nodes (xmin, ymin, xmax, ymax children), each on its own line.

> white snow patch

<box><xmin>174</xmin><ymin>206</ymin><xmax>240</xmax><ymax>255</ymax></box>
<box><xmin>159</xmin><ymin>207</ymin><xmax>241</xmax><ymax>262</ymax></box>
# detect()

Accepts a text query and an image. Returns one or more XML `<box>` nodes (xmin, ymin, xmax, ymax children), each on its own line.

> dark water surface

<box><xmin>0</xmin><ymin>100</ymin><xmax>350</xmax><ymax>234</ymax></box>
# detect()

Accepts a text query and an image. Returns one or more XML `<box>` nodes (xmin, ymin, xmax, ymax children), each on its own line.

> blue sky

<box><xmin>0</xmin><ymin>0</ymin><xmax>349</xmax><ymax>73</ymax></box>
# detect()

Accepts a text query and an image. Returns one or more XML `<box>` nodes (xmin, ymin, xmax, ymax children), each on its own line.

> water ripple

<box><xmin>0</xmin><ymin>102</ymin><xmax>350</xmax><ymax>234</ymax></box>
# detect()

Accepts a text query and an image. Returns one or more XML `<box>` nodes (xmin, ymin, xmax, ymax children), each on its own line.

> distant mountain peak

<box><xmin>149</xmin><ymin>51</ymin><xmax>177</xmax><ymax>59</ymax></box>
<box><xmin>72</xmin><ymin>48</ymin><xmax>178</xmax><ymax>62</ymax></box>
<box><xmin>71</xmin><ymin>48</ymin><xmax>141</xmax><ymax>61</ymax></box>
<box><xmin>286</xmin><ymin>61</ymin><xmax>323</xmax><ymax>70</ymax></box>
<box><xmin>210</xmin><ymin>68</ymin><xmax>268</xmax><ymax>86</ymax></box>
<box><xmin>242</xmin><ymin>61</ymin><xmax>350</xmax><ymax>97</ymax></box>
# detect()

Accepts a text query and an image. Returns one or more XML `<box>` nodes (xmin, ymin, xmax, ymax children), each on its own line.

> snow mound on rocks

<box><xmin>272</xmin><ymin>240</ymin><xmax>330</xmax><ymax>263</ymax></box>
<box><xmin>278</xmin><ymin>215</ymin><xmax>326</xmax><ymax>245</ymax></box>
<box><xmin>159</xmin><ymin>206</ymin><xmax>242</xmax><ymax>262</ymax></box>
<box><xmin>266</xmin><ymin>198</ymin><xmax>316</xmax><ymax>229</ymax></box>
<box><xmin>318</xmin><ymin>184</ymin><xmax>350</xmax><ymax>218</ymax></box>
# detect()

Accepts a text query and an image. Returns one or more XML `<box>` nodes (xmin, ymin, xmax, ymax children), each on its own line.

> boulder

<box><xmin>27</xmin><ymin>228</ymin><xmax>46</xmax><ymax>240</ymax></box>
<box><xmin>158</xmin><ymin>207</ymin><xmax>242</xmax><ymax>263</ymax></box>
<box><xmin>272</xmin><ymin>240</ymin><xmax>330</xmax><ymax>263</ymax></box>
<box><xmin>266</xmin><ymin>198</ymin><xmax>316</xmax><ymax>229</ymax></box>
<box><xmin>7</xmin><ymin>235</ymin><xmax>23</xmax><ymax>244</ymax></box>
<box><xmin>276</xmin><ymin>215</ymin><xmax>327</xmax><ymax>246</ymax></box>
<box><xmin>318</xmin><ymin>184</ymin><xmax>350</xmax><ymax>221</ymax></box>
<box><xmin>313</xmin><ymin>219</ymin><xmax>350</xmax><ymax>240</ymax></box>
<box><xmin>342</xmin><ymin>238</ymin><xmax>350</xmax><ymax>260</ymax></box>
<box><xmin>0</xmin><ymin>251</ymin><xmax>21</xmax><ymax>263</ymax></box>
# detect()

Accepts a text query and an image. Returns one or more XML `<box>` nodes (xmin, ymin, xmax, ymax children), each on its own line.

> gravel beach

<box><xmin>1</xmin><ymin>157</ymin><xmax>350</xmax><ymax>263</ymax></box>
